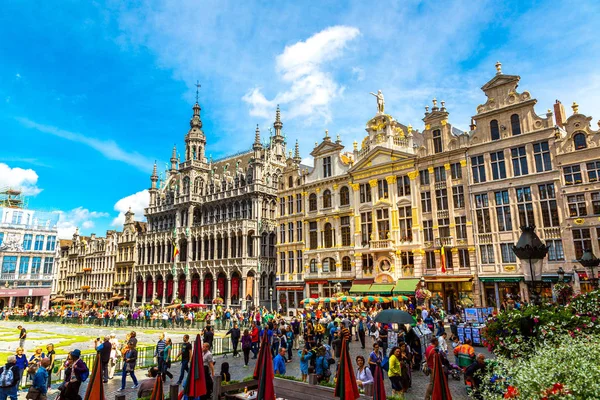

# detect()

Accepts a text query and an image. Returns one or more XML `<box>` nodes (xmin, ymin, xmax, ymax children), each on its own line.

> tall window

<box><xmin>397</xmin><ymin>175</ymin><xmax>410</xmax><ymax>196</ymax></box>
<box><xmin>288</xmin><ymin>196</ymin><xmax>293</xmax><ymax>214</ymax></box>
<box><xmin>288</xmin><ymin>222</ymin><xmax>294</xmax><ymax>242</ymax></box>
<box><xmin>288</xmin><ymin>176</ymin><xmax>293</xmax><ymax>188</ymax></box>
<box><xmin>516</xmin><ymin>187</ymin><xmax>535</xmax><ymax>226</ymax></box>
<box><xmin>339</xmin><ymin>186</ymin><xmax>350</xmax><ymax>206</ymax></box>
<box><xmin>490</xmin><ymin>119</ymin><xmax>500</xmax><ymax>141</ymax></box>
<box><xmin>323</xmin><ymin>190</ymin><xmax>332</xmax><ymax>208</ymax></box>
<box><xmin>360</xmin><ymin>212</ymin><xmax>372</xmax><ymax>245</ymax></box>
<box><xmin>359</xmin><ymin>184</ymin><xmax>372</xmax><ymax>203</ymax></box>
<box><xmin>11</xmin><ymin>211</ymin><xmax>23</xmax><ymax>224</ymax></box>
<box><xmin>341</xmin><ymin>216</ymin><xmax>351</xmax><ymax>246</ymax></box>
<box><xmin>490</xmin><ymin>151</ymin><xmax>507</xmax><ymax>180</ymax></box>
<box><xmin>362</xmin><ymin>254</ymin><xmax>374</xmax><ymax>272</ymax></box>
<box><xmin>421</xmin><ymin>191</ymin><xmax>432</xmax><ymax>213</ymax></box>
<box><xmin>31</xmin><ymin>257</ymin><xmax>41</xmax><ymax>274</ymax></box>
<box><xmin>567</xmin><ymin>194</ymin><xmax>587</xmax><ymax>217</ymax></box>
<box><xmin>377</xmin><ymin>209</ymin><xmax>390</xmax><ymax>240</ymax></box>
<box><xmin>434</xmin><ymin>166</ymin><xmax>446</xmax><ymax>182</ymax></box>
<box><xmin>511</xmin><ymin>147</ymin><xmax>529</xmax><ymax>176</ymax></box>
<box><xmin>533</xmin><ymin>142</ymin><xmax>552</xmax><ymax>172</ymax></box>
<box><xmin>296</xmin><ymin>222</ymin><xmax>303</xmax><ymax>243</ymax></box>
<box><xmin>2</xmin><ymin>256</ymin><xmax>17</xmax><ymax>273</ymax></box>
<box><xmin>494</xmin><ymin>190</ymin><xmax>512</xmax><ymax>231</ymax></box>
<box><xmin>0</xmin><ymin>233</ymin><xmax>3</xmax><ymax>246</ymax></box>
<box><xmin>471</xmin><ymin>155</ymin><xmax>486</xmax><ymax>183</ymax></box>
<box><xmin>43</xmin><ymin>257</ymin><xmax>53</xmax><ymax>274</ymax></box>
<box><xmin>573</xmin><ymin>228</ymin><xmax>591</xmax><ymax>259</ymax></box>
<box><xmin>288</xmin><ymin>251</ymin><xmax>294</xmax><ymax>273</ymax></box>
<box><xmin>435</xmin><ymin>188</ymin><xmax>448</xmax><ymax>210</ymax></box>
<box><xmin>280</xmin><ymin>224</ymin><xmax>286</xmax><ymax>243</ymax></box>
<box><xmin>342</xmin><ymin>256</ymin><xmax>352</xmax><ymax>272</ymax></box>
<box><xmin>323</xmin><ymin>258</ymin><xmax>335</xmax><ymax>273</ymax></box>
<box><xmin>587</xmin><ymin>161</ymin><xmax>600</xmax><ymax>182</ymax></box>
<box><xmin>547</xmin><ymin>240</ymin><xmax>565</xmax><ymax>261</ymax></box>
<box><xmin>563</xmin><ymin>165</ymin><xmax>583</xmax><ymax>185</ymax></box>
<box><xmin>420</xmin><ymin>170</ymin><xmax>430</xmax><ymax>185</ymax></box>
<box><xmin>309</xmin><ymin>222</ymin><xmax>317</xmax><ymax>249</ymax></box>
<box><xmin>377</xmin><ymin>179</ymin><xmax>389</xmax><ymax>199</ymax></box>
<box><xmin>426</xmin><ymin>251</ymin><xmax>436</xmax><ymax>270</ymax></box>
<box><xmin>323</xmin><ymin>156</ymin><xmax>332</xmax><ymax>177</ymax></box>
<box><xmin>310</xmin><ymin>259</ymin><xmax>317</xmax><ymax>273</ymax></box>
<box><xmin>324</xmin><ymin>223</ymin><xmax>333</xmax><ymax>248</ymax></box>
<box><xmin>309</xmin><ymin>194</ymin><xmax>317</xmax><ymax>211</ymax></box>
<box><xmin>433</xmin><ymin>129</ymin><xmax>443</xmax><ymax>153</ymax></box>
<box><xmin>455</xmin><ymin>216</ymin><xmax>467</xmax><ymax>239</ymax></box>
<box><xmin>423</xmin><ymin>220</ymin><xmax>434</xmax><ymax>242</ymax></box>
<box><xmin>510</xmin><ymin>114</ymin><xmax>521</xmax><ymax>135</ymax></box>
<box><xmin>399</xmin><ymin>206</ymin><xmax>413</xmax><ymax>242</ymax></box>
<box><xmin>480</xmin><ymin>245</ymin><xmax>495</xmax><ymax>264</ymax></box>
<box><xmin>438</xmin><ymin>218</ymin><xmax>450</xmax><ymax>238</ymax></box>
<box><xmin>34</xmin><ymin>235</ymin><xmax>44</xmax><ymax>251</ymax></box>
<box><xmin>592</xmin><ymin>192</ymin><xmax>600</xmax><ymax>215</ymax></box>
<box><xmin>452</xmin><ymin>186</ymin><xmax>465</xmax><ymax>209</ymax></box>
<box><xmin>296</xmin><ymin>194</ymin><xmax>303</xmax><ymax>212</ymax></box>
<box><xmin>22</xmin><ymin>234</ymin><xmax>32</xmax><ymax>251</ymax></box>
<box><xmin>475</xmin><ymin>194</ymin><xmax>492</xmax><ymax>233</ymax></box>
<box><xmin>280</xmin><ymin>198</ymin><xmax>285</xmax><ymax>215</ymax></box>
<box><xmin>19</xmin><ymin>256</ymin><xmax>29</xmax><ymax>274</ymax></box>
<box><xmin>296</xmin><ymin>251</ymin><xmax>303</xmax><ymax>273</ymax></box>
<box><xmin>401</xmin><ymin>251</ymin><xmax>414</xmax><ymax>268</ymax></box>
<box><xmin>450</xmin><ymin>163</ymin><xmax>462</xmax><ymax>180</ymax></box>
<box><xmin>46</xmin><ymin>236</ymin><xmax>56</xmax><ymax>251</ymax></box>
<box><xmin>458</xmin><ymin>249</ymin><xmax>470</xmax><ymax>269</ymax></box>
<box><xmin>574</xmin><ymin>133</ymin><xmax>587</xmax><ymax>150</ymax></box>
<box><xmin>500</xmin><ymin>243</ymin><xmax>516</xmax><ymax>263</ymax></box>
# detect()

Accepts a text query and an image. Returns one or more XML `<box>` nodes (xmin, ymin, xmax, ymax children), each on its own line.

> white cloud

<box><xmin>0</xmin><ymin>163</ymin><xmax>43</xmax><ymax>196</ymax></box>
<box><xmin>16</xmin><ymin>118</ymin><xmax>155</xmax><ymax>173</ymax></box>
<box><xmin>301</xmin><ymin>157</ymin><xmax>314</xmax><ymax>167</ymax></box>
<box><xmin>57</xmin><ymin>207</ymin><xmax>109</xmax><ymax>238</ymax></box>
<box><xmin>15</xmin><ymin>73</ymin><xmax>21</xmax><ymax>79</ymax></box>
<box><xmin>243</xmin><ymin>26</ymin><xmax>360</xmax><ymax>123</ymax></box>
<box><xmin>351</xmin><ymin>67</ymin><xmax>365</xmax><ymax>82</ymax></box>
<box><xmin>111</xmin><ymin>189</ymin><xmax>149</xmax><ymax>227</ymax></box>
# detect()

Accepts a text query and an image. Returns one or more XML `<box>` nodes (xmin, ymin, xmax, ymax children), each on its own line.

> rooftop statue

<box><xmin>370</xmin><ymin>90</ymin><xmax>385</xmax><ymax>114</ymax></box>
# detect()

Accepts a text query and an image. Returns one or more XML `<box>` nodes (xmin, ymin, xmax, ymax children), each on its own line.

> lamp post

<box><xmin>578</xmin><ymin>249</ymin><xmax>600</xmax><ymax>289</ymax></box>
<box><xmin>269</xmin><ymin>287</ymin><xmax>273</xmax><ymax>312</ymax></box>
<box><xmin>335</xmin><ymin>282</ymin><xmax>342</xmax><ymax>295</ymax></box>
<box><xmin>512</xmin><ymin>225</ymin><xmax>549</xmax><ymax>305</ymax></box>
<box><xmin>557</xmin><ymin>267</ymin><xmax>565</xmax><ymax>283</ymax></box>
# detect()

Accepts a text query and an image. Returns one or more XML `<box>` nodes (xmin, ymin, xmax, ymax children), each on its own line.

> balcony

<box><xmin>435</xmin><ymin>237</ymin><xmax>454</xmax><ymax>247</ymax></box>
<box><xmin>370</xmin><ymin>239</ymin><xmax>392</xmax><ymax>249</ymax></box>
<box><xmin>437</xmin><ymin>210</ymin><xmax>449</xmax><ymax>219</ymax></box>
<box><xmin>434</xmin><ymin>181</ymin><xmax>447</xmax><ymax>190</ymax></box>
<box><xmin>541</xmin><ymin>227</ymin><xmax>561</xmax><ymax>240</ymax></box>
<box><xmin>0</xmin><ymin>273</ymin><xmax>16</xmax><ymax>281</ymax></box>
<box><xmin>477</xmin><ymin>234</ymin><xmax>493</xmax><ymax>244</ymax></box>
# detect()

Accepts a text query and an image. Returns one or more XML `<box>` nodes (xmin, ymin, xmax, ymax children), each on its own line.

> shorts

<box><xmin>389</xmin><ymin>375</ymin><xmax>403</xmax><ymax>391</ymax></box>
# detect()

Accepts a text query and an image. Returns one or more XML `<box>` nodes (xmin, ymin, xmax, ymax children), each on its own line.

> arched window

<box><xmin>574</xmin><ymin>132</ymin><xmax>587</xmax><ymax>150</ymax></box>
<box><xmin>490</xmin><ymin>119</ymin><xmax>500</xmax><ymax>141</ymax></box>
<box><xmin>322</xmin><ymin>257</ymin><xmax>336</xmax><ymax>272</ymax></box>
<box><xmin>310</xmin><ymin>259</ymin><xmax>317</xmax><ymax>273</ymax></box>
<box><xmin>288</xmin><ymin>176</ymin><xmax>293</xmax><ymax>188</ymax></box>
<box><xmin>323</xmin><ymin>189</ymin><xmax>332</xmax><ymax>208</ymax></box>
<box><xmin>510</xmin><ymin>114</ymin><xmax>521</xmax><ymax>136</ymax></box>
<box><xmin>339</xmin><ymin>186</ymin><xmax>350</xmax><ymax>206</ymax></box>
<box><xmin>342</xmin><ymin>256</ymin><xmax>352</xmax><ymax>272</ymax></box>
<box><xmin>324</xmin><ymin>223</ymin><xmax>333</xmax><ymax>248</ymax></box>
<box><xmin>309</xmin><ymin>193</ymin><xmax>317</xmax><ymax>211</ymax></box>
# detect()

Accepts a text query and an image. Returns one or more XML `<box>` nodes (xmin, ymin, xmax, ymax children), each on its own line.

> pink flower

<box><xmin>534</xmin><ymin>317</ymin><xmax>539</xmax><ymax>323</ymax></box>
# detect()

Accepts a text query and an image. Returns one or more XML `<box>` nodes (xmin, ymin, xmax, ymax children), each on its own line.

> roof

<box><xmin>59</xmin><ymin>239</ymin><xmax>73</xmax><ymax>248</ymax></box>
<box><xmin>134</xmin><ymin>221</ymin><xmax>147</xmax><ymax>233</ymax></box>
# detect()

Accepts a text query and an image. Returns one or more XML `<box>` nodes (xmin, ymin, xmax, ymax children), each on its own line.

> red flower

<box><xmin>504</xmin><ymin>385</ymin><xmax>519</xmax><ymax>399</ymax></box>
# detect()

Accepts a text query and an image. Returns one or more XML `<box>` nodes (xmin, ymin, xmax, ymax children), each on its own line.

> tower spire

<box><xmin>273</xmin><ymin>105</ymin><xmax>283</xmax><ymax>138</ymax></box>
<box><xmin>253</xmin><ymin>124</ymin><xmax>262</xmax><ymax>150</ymax></box>
<box><xmin>170</xmin><ymin>145</ymin><xmax>178</xmax><ymax>171</ymax></box>
<box><xmin>190</xmin><ymin>81</ymin><xmax>202</xmax><ymax>129</ymax></box>
<box><xmin>293</xmin><ymin>140</ymin><xmax>301</xmax><ymax>163</ymax></box>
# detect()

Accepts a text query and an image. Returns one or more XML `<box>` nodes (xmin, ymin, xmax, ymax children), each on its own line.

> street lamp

<box><xmin>335</xmin><ymin>282</ymin><xmax>342</xmax><ymax>294</ymax></box>
<box><xmin>269</xmin><ymin>287</ymin><xmax>273</xmax><ymax>312</ymax></box>
<box><xmin>512</xmin><ymin>225</ymin><xmax>549</xmax><ymax>305</ymax></box>
<box><xmin>578</xmin><ymin>249</ymin><xmax>600</xmax><ymax>289</ymax></box>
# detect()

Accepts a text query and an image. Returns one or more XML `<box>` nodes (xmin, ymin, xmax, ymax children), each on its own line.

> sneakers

<box><xmin>117</xmin><ymin>388</ymin><xmax>125</xmax><ymax>392</ymax></box>
<box><xmin>132</xmin><ymin>384</ymin><xmax>139</xmax><ymax>389</ymax></box>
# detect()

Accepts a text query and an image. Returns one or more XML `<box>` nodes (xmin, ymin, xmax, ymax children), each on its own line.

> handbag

<box><xmin>26</xmin><ymin>387</ymin><xmax>41</xmax><ymax>400</ymax></box>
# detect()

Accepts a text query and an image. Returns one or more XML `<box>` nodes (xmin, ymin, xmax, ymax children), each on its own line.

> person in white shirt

<box><xmin>355</xmin><ymin>355</ymin><xmax>374</xmax><ymax>394</ymax></box>
<box><xmin>437</xmin><ymin>332</ymin><xmax>448</xmax><ymax>354</ymax></box>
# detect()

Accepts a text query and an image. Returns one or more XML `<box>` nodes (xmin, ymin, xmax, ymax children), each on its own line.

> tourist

<box><xmin>225</xmin><ymin>322</ymin><xmax>241</xmax><ymax>357</ymax></box>
<box><xmin>291</xmin><ymin>318</ymin><xmax>301</xmax><ymax>350</ymax></box>
<box><xmin>108</xmin><ymin>333</ymin><xmax>119</xmax><ymax>379</ymax></box>
<box><xmin>14</xmin><ymin>348</ymin><xmax>27</xmax><ymax>377</ymax></box>
<box><xmin>219</xmin><ymin>362</ymin><xmax>230</xmax><ymax>383</ymax></box>
<box><xmin>465</xmin><ymin>353</ymin><xmax>486</xmax><ymax>399</ymax></box>
<box><xmin>59</xmin><ymin>349</ymin><xmax>88</xmax><ymax>400</ymax></box>
<box><xmin>241</xmin><ymin>329</ymin><xmax>252</xmax><ymax>367</ymax></box>
<box><xmin>95</xmin><ymin>336</ymin><xmax>112</xmax><ymax>383</ymax></box>
<box><xmin>161</xmin><ymin>338</ymin><xmax>173</xmax><ymax>381</ymax></box>
<box><xmin>388</xmin><ymin>346</ymin><xmax>403</xmax><ymax>396</ymax></box>
<box><xmin>28</xmin><ymin>347</ymin><xmax>45</xmax><ymax>381</ymax></box>
<box><xmin>128</xmin><ymin>331</ymin><xmax>138</xmax><ymax>348</ymax></box>
<box><xmin>315</xmin><ymin>347</ymin><xmax>331</xmax><ymax>383</ymax></box>
<box><xmin>30</xmin><ymin>358</ymin><xmax>49</xmax><ymax>399</ymax></box>
<box><xmin>398</xmin><ymin>342</ymin><xmax>412</xmax><ymax>391</ymax></box>
<box><xmin>57</xmin><ymin>353</ymin><xmax>73</xmax><ymax>391</ymax></box>
<box><xmin>137</xmin><ymin>367</ymin><xmax>159</xmax><ymax>398</ymax></box>
<box><xmin>175</xmin><ymin>334</ymin><xmax>192</xmax><ymax>385</ymax></box>
<box><xmin>154</xmin><ymin>333</ymin><xmax>166</xmax><ymax>379</ymax></box>
<box><xmin>45</xmin><ymin>344</ymin><xmax>55</xmax><ymax>389</ymax></box>
<box><xmin>203</xmin><ymin>326</ymin><xmax>214</xmax><ymax>350</ymax></box>
<box><xmin>423</xmin><ymin>338</ymin><xmax>439</xmax><ymax>400</ymax></box>
<box><xmin>202</xmin><ymin>343</ymin><xmax>214</xmax><ymax>377</ymax></box>
<box><xmin>454</xmin><ymin>338</ymin><xmax>476</xmax><ymax>366</ymax></box>
<box><xmin>250</xmin><ymin>322</ymin><xmax>260</xmax><ymax>359</ymax></box>
<box><xmin>118</xmin><ymin>344</ymin><xmax>139</xmax><ymax>391</ymax></box>
<box><xmin>357</xmin><ymin>317</ymin><xmax>366</xmax><ymax>349</ymax></box>
<box><xmin>17</xmin><ymin>326</ymin><xmax>26</xmax><ymax>349</ymax></box>
<box><xmin>368</xmin><ymin>343</ymin><xmax>383</xmax><ymax>375</ymax></box>
<box><xmin>331</xmin><ymin>331</ymin><xmax>342</xmax><ymax>361</ymax></box>
<box><xmin>298</xmin><ymin>348</ymin><xmax>312</xmax><ymax>382</ymax></box>
<box><xmin>355</xmin><ymin>355</ymin><xmax>373</xmax><ymax>394</ymax></box>
<box><xmin>284</xmin><ymin>327</ymin><xmax>294</xmax><ymax>362</ymax></box>
<box><xmin>0</xmin><ymin>355</ymin><xmax>21</xmax><ymax>400</ymax></box>
<box><xmin>273</xmin><ymin>348</ymin><xmax>286</xmax><ymax>375</ymax></box>
<box><xmin>438</xmin><ymin>332</ymin><xmax>448</xmax><ymax>354</ymax></box>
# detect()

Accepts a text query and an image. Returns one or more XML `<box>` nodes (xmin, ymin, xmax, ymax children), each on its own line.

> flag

<box><xmin>440</xmin><ymin>246</ymin><xmax>446</xmax><ymax>273</ymax></box>
<box><xmin>173</xmin><ymin>244</ymin><xmax>180</xmax><ymax>259</ymax></box>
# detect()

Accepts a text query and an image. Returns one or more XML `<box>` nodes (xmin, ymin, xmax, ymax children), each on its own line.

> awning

<box><xmin>393</xmin><ymin>278</ymin><xmax>420</xmax><ymax>294</ymax></box>
<box><xmin>306</xmin><ymin>280</ymin><xmax>328</xmax><ymax>285</ymax></box>
<box><xmin>423</xmin><ymin>276</ymin><xmax>472</xmax><ymax>282</ymax></box>
<box><xmin>349</xmin><ymin>284</ymin><xmax>372</xmax><ymax>294</ymax></box>
<box><xmin>365</xmin><ymin>283</ymin><xmax>395</xmax><ymax>295</ymax></box>
<box><xmin>542</xmin><ymin>274</ymin><xmax>573</xmax><ymax>283</ymax></box>
<box><xmin>479</xmin><ymin>277</ymin><xmax>523</xmax><ymax>283</ymax></box>
<box><xmin>577</xmin><ymin>271</ymin><xmax>588</xmax><ymax>280</ymax></box>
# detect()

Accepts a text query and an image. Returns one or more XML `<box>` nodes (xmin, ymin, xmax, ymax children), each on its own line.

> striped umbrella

<box><xmin>379</xmin><ymin>297</ymin><xmax>391</xmax><ymax>304</ymax></box>
<box><xmin>373</xmin><ymin>364</ymin><xmax>387</xmax><ymax>400</ymax></box>
<box><xmin>392</xmin><ymin>296</ymin><xmax>409</xmax><ymax>302</ymax></box>
<box><xmin>334</xmin><ymin>338</ymin><xmax>360</xmax><ymax>400</ymax></box>
<box><xmin>182</xmin><ymin>334</ymin><xmax>207</xmax><ymax>399</ymax></box>
<box><xmin>254</xmin><ymin>332</ymin><xmax>276</xmax><ymax>400</ymax></box>
<box><xmin>149</xmin><ymin>372</ymin><xmax>164</xmax><ymax>400</ymax></box>
<box><xmin>362</xmin><ymin>296</ymin><xmax>376</xmax><ymax>303</ymax></box>
<box><xmin>302</xmin><ymin>298</ymin><xmax>317</xmax><ymax>305</ymax></box>
<box><xmin>83</xmin><ymin>353</ymin><xmax>105</xmax><ymax>400</ymax></box>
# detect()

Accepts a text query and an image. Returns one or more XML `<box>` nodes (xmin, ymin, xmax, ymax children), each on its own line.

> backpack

<box><xmin>0</xmin><ymin>366</ymin><xmax>15</xmax><ymax>388</ymax></box>
<box><xmin>76</xmin><ymin>360</ymin><xmax>90</xmax><ymax>382</ymax></box>
<box><xmin>321</xmin><ymin>357</ymin><xmax>331</xmax><ymax>379</ymax></box>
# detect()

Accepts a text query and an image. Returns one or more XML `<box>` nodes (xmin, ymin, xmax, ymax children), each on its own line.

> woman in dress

<box><xmin>355</xmin><ymin>355</ymin><xmax>373</xmax><ymax>395</ymax></box>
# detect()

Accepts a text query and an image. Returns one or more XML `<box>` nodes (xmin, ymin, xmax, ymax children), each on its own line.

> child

<box><xmin>299</xmin><ymin>348</ymin><xmax>312</xmax><ymax>382</ymax></box>
<box><xmin>219</xmin><ymin>362</ymin><xmax>230</xmax><ymax>383</ymax></box>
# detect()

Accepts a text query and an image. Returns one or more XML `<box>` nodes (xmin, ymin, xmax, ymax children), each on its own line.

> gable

<box><xmin>310</xmin><ymin>140</ymin><xmax>344</xmax><ymax>157</ymax></box>
<box><xmin>481</xmin><ymin>74</ymin><xmax>520</xmax><ymax>91</ymax></box>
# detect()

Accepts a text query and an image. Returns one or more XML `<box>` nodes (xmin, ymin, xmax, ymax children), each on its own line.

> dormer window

<box><xmin>490</xmin><ymin>119</ymin><xmax>500</xmax><ymax>141</ymax></box>
<box><xmin>574</xmin><ymin>132</ymin><xmax>587</xmax><ymax>150</ymax></box>
<box><xmin>323</xmin><ymin>156</ymin><xmax>332</xmax><ymax>178</ymax></box>
<box><xmin>433</xmin><ymin>129</ymin><xmax>443</xmax><ymax>153</ymax></box>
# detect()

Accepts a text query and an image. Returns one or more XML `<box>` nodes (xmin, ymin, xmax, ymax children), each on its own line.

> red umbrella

<box><xmin>149</xmin><ymin>374</ymin><xmax>164</xmax><ymax>400</ymax></box>
<box><xmin>83</xmin><ymin>353</ymin><xmax>105</xmax><ymax>400</ymax></box>
<box><xmin>255</xmin><ymin>332</ymin><xmax>276</xmax><ymax>400</ymax></box>
<box><xmin>431</xmin><ymin>351</ymin><xmax>453</xmax><ymax>400</ymax></box>
<box><xmin>253</xmin><ymin>330</ymin><xmax>270</xmax><ymax>380</ymax></box>
<box><xmin>182</xmin><ymin>334</ymin><xmax>207</xmax><ymax>399</ymax></box>
<box><xmin>334</xmin><ymin>339</ymin><xmax>360</xmax><ymax>400</ymax></box>
<box><xmin>183</xmin><ymin>303</ymin><xmax>208</xmax><ymax>309</ymax></box>
<box><xmin>372</xmin><ymin>364</ymin><xmax>386</xmax><ymax>400</ymax></box>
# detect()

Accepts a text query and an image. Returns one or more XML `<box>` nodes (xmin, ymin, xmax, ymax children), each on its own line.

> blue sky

<box><xmin>1</xmin><ymin>0</ymin><xmax>599</xmax><ymax>238</ymax></box>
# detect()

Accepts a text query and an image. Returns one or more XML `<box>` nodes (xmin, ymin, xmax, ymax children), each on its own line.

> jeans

<box><xmin>177</xmin><ymin>360</ymin><xmax>189</xmax><ymax>384</ymax></box>
<box><xmin>243</xmin><ymin>348</ymin><xmax>250</xmax><ymax>366</ymax></box>
<box><xmin>0</xmin><ymin>385</ymin><xmax>17</xmax><ymax>400</ymax></box>
<box><xmin>101</xmin><ymin>361</ymin><xmax>109</xmax><ymax>382</ymax></box>
<box><xmin>232</xmin><ymin>339</ymin><xmax>239</xmax><ymax>356</ymax></box>
<box><xmin>251</xmin><ymin>342</ymin><xmax>259</xmax><ymax>358</ymax></box>
<box><xmin>121</xmin><ymin>368</ymin><xmax>138</xmax><ymax>389</ymax></box>
<box><xmin>287</xmin><ymin>344</ymin><xmax>292</xmax><ymax>361</ymax></box>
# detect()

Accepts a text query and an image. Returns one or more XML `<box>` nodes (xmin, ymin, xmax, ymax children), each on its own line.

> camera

<box><xmin>96</xmin><ymin>337</ymin><xmax>100</xmax><ymax>341</ymax></box>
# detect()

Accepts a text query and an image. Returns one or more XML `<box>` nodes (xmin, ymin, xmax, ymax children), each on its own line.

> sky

<box><xmin>1</xmin><ymin>0</ymin><xmax>599</xmax><ymax>238</ymax></box>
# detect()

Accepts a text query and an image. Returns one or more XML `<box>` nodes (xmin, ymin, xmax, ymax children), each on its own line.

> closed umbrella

<box><xmin>373</xmin><ymin>309</ymin><xmax>414</xmax><ymax>325</ymax></box>
<box><xmin>254</xmin><ymin>332</ymin><xmax>276</xmax><ymax>400</ymax></box>
<box><xmin>182</xmin><ymin>334</ymin><xmax>207</xmax><ymax>399</ymax></box>
<box><xmin>149</xmin><ymin>373</ymin><xmax>164</xmax><ymax>400</ymax></box>
<box><xmin>83</xmin><ymin>353</ymin><xmax>105</xmax><ymax>400</ymax></box>
<box><xmin>334</xmin><ymin>338</ymin><xmax>360</xmax><ymax>400</ymax></box>
<box><xmin>431</xmin><ymin>351</ymin><xmax>453</xmax><ymax>399</ymax></box>
<box><xmin>253</xmin><ymin>329</ymin><xmax>270</xmax><ymax>381</ymax></box>
<box><xmin>372</xmin><ymin>364</ymin><xmax>386</xmax><ymax>400</ymax></box>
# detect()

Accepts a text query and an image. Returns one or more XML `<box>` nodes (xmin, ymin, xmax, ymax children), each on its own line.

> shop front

<box><xmin>576</xmin><ymin>271</ymin><xmax>595</xmax><ymax>294</ymax></box>
<box><xmin>541</xmin><ymin>273</ymin><xmax>573</xmax><ymax>303</ymax></box>
<box><xmin>0</xmin><ymin>287</ymin><xmax>51</xmax><ymax>309</ymax></box>
<box><xmin>306</xmin><ymin>280</ymin><xmax>352</xmax><ymax>298</ymax></box>
<box><xmin>424</xmin><ymin>276</ymin><xmax>475</xmax><ymax>314</ymax></box>
<box><xmin>276</xmin><ymin>285</ymin><xmax>304</xmax><ymax>315</ymax></box>
<box><xmin>479</xmin><ymin>277</ymin><xmax>523</xmax><ymax>310</ymax></box>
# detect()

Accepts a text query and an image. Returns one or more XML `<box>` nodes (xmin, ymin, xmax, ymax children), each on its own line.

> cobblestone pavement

<box><xmin>5</xmin><ymin>321</ymin><xmax>493</xmax><ymax>399</ymax></box>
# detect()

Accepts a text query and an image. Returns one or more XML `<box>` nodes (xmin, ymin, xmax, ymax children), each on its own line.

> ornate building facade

<box><xmin>134</xmin><ymin>100</ymin><xmax>286</xmax><ymax>309</ymax></box>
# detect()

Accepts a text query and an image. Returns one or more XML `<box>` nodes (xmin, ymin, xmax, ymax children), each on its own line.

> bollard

<box><xmin>170</xmin><ymin>384</ymin><xmax>179</xmax><ymax>400</ymax></box>
<box><xmin>308</xmin><ymin>373</ymin><xmax>318</xmax><ymax>385</ymax></box>
<box><xmin>212</xmin><ymin>375</ymin><xmax>222</xmax><ymax>400</ymax></box>
<box><xmin>115</xmin><ymin>395</ymin><xmax>126</xmax><ymax>400</ymax></box>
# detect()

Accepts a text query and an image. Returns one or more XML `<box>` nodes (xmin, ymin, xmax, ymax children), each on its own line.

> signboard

<box><xmin>464</xmin><ymin>308</ymin><xmax>479</xmax><ymax>323</ymax></box>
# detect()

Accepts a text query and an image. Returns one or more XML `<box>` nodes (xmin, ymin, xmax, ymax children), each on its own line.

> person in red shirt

<box><xmin>424</xmin><ymin>337</ymin><xmax>439</xmax><ymax>400</ymax></box>
<box><xmin>250</xmin><ymin>322</ymin><xmax>260</xmax><ymax>359</ymax></box>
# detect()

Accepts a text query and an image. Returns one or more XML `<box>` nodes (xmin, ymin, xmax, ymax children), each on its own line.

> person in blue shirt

<box><xmin>32</xmin><ymin>359</ymin><xmax>50</xmax><ymax>397</ymax></box>
<box><xmin>273</xmin><ymin>348</ymin><xmax>286</xmax><ymax>376</ymax></box>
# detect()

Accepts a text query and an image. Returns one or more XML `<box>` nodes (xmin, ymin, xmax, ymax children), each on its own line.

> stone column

<box><xmin>142</xmin><ymin>277</ymin><xmax>147</xmax><ymax>304</ymax></box>
<box><xmin>200</xmin><ymin>278</ymin><xmax>204</xmax><ymax>302</ymax></box>
<box><xmin>185</xmin><ymin>277</ymin><xmax>192</xmax><ymax>303</ymax></box>
<box><xmin>242</xmin><ymin>234</ymin><xmax>248</xmax><ymax>258</ymax></box>
<box><xmin>226</xmin><ymin>278</ymin><xmax>232</xmax><ymax>306</ymax></box>
<box><xmin>242</xmin><ymin>278</ymin><xmax>247</xmax><ymax>309</ymax></box>
<box><xmin>188</xmin><ymin>206</ymin><xmax>194</xmax><ymax>227</ymax></box>
<box><xmin>213</xmin><ymin>278</ymin><xmax>218</xmax><ymax>301</ymax></box>
<box><xmin>162</xmin><ymin>280</ymin><xmax>167</xmax><ymax>307</ymax></box>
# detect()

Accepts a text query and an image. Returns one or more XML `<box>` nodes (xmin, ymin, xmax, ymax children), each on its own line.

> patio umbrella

<box><xmin>334</xmin><ymin>339</ymin><xmax>359</xmax><ymax>400</ymax></box>
<box><xmin>83</xmin><ymin>353</ymin><xmax>105</xmax><ymax>400</ymax></box>
<box><xmin>302</xmin><ymin>298</ymin><xmax>317</xmax><ymax>306</ymax></box>
<box><xmin>182</xmin><ymin>334</ymin><xmax>207</xmax><ymax>399</ymax></box>
<box><xmin>149</xmin><ymin>373</ymin><xmax>164</xmax><ymax>400</ymax></box>
<box><xmin>362</xmin><ymin>296</ymin><xmax>376</xmax><ymax>303</ymax></box>
<box><xmin>256</xmin><ymin>333</ymin><xmax>276</xmax><ymax>400</ymax></box>
<box><xmin>253</xmin><ymin>329</ymin><xmax>270</xmax><ymax>381</ymax></box>
<box><xmin>373</xmin><ymin>309</ymin><xmax>414</xmax><ymax>325</ymax></box>
<box><xmin>431</xmin><ymin>351</ymin><xmax>453</xmax><ymax>399</ymax></box>
<box><xmin>183</xmin><ymin>303</ymin><xmax>207</xmax><ymax>309</ymax></box>
<box><xmin>165</xmin><ymin>303</ymin><xmax>181</xmax><ymax>309</ymax></box>
<box><xmin>372</xmin><ymin>364</ymin><xmax>387</xmax><ymax>400</ymax></box>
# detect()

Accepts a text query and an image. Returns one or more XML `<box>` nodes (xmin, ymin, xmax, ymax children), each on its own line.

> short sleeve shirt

<box><xmin>203</xmin><ymin>351</ymin><xmax>214</xmax><ymax>366</ymax></box>
<box><xmin>181</xmin><ymin>342</ymin><xmax>192</xmax><ymax>361</ymax></box>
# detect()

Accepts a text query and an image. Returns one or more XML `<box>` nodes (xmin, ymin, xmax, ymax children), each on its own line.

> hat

<box><xmin>71</xmin><ymin>349</ymin><xmax>81</xmax><ymax>358</ymax></box>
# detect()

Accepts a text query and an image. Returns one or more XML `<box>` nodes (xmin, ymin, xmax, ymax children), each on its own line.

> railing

<box><xmin>0</xmin><ymin>273</ymin><xmax>16</xmax><ymax>280</ymax></box>
<box><xmin>437</xmin><ymin>209</ymin><xmax>449</xmax><ymax>219</ymax></box>
<box><xmin>434</xmin><ymin>181</ymin><xmax>447</xmax><ymax>190</ymax></box>
<box><xmin>542</xmin><ymin>227</ymin><xmax>561</xmax><ymax>239</ymax></box>
<box><xmin>477</xmin><ymin>234</ymin><xmax>493</xmax><ymax>244</ymax></box>
<box><xmin>393</xmin><ymin>137</ymin><xmax>410</xmax><ymax>147</ymax></box>
<box><xmin>370</xmin><ymin>239</ymin><xmax>391</xmax><ymax>249</ymax></box>
<box><xmin>435</xmin><ymin>237</ymin><xmax>454</xmax><ymax>247</ymax></box>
